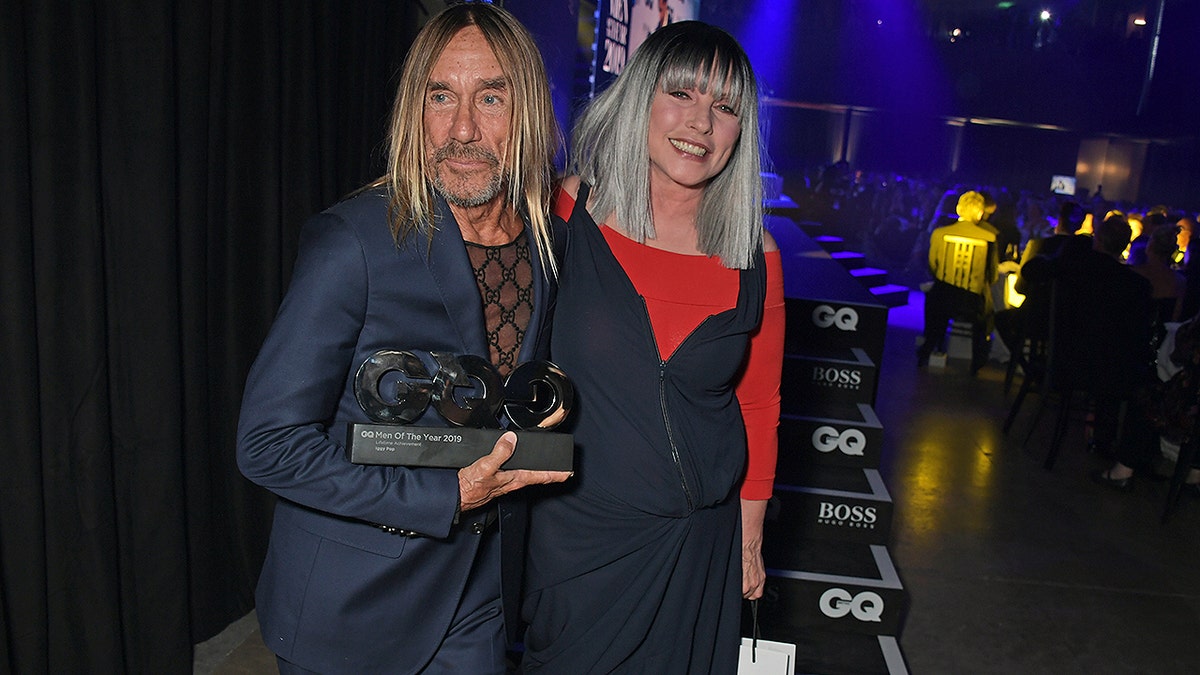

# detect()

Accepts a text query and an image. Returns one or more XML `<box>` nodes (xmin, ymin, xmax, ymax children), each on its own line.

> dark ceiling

<box><xmin>705</xmin><ymin>0</ymin><xmax>1199</xmax><ymax>137</ymax></box>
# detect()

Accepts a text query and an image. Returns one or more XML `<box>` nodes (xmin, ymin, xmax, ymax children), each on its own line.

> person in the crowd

<box><xmin>986</xmin><ymin>190</ymin><xmax>1023</xmax><ymax>263</ymax></box>
<box><xmin>520</xmin><ymin>21</ymin><xmax>784</xmax><ymax>672</ymax></box>
<box><xmin>904</xmin><ymin>186</ymin><xmax>961</xmax><ymax>276</ymax></box>
<box><xmin>1017</xmin><ymin>195</ymin><xmax>1053</xmax><ymax>245</ymax></box>
<box><xmin>1178</xmin><ymin>216</ymin><xmax>1200</xmax><ymax>319</ymax></box>
<box><xmin>1133</xmin><ymin>225</ymin><xmax>1186</xmax><ymax>334</ymax></box>
<box><xmin>976</xmin><ymin>190</ymin><xmax>1022</xmax><ymax>362</ymax></box>
<box><xmin>1023</xmin><ymin>214</ymin><xmax>1155</xmax><ymax>489</ymax></box>
<box><xmin>235</xmin><ymin>5</ymin><xmax>571</xmax><ymax>673</ymax></box>
<box><xmin>1145</xmin><ymin>311</ymin><xmax>1200</xmax><ymax>496</ymax></box>
<box><xmin>1127</xmin><ymin>209</ymin><xmax>1170</xmax><ymax>265</ymax></box>
<box><xmin>1016</xmin><ymin>200</ymin><xmax>1091</xmax><ymax>274</ymax></box>
<box><xmin>927</xmin><ymin>187</ymin><xmax>963</xmax><ymax>233</ymax></box>
<box><xmin>872</xmin><ymin>213</ymin><xmax>922</xmax><ymax>269</ymax></box>
<box><xmin>1176</xmin><ymin>214</ymin><xmax>1194</xmax><ymax>260</ymax></box>
<box><xmin>994</xmin><ymin>200</ymin><xmax>1091</xmax><ymax>366</ymax></box>
<box><xmin>918</xmin><ymin>190</ymin><xmax>999</xmax><ymax>374</ymax></box>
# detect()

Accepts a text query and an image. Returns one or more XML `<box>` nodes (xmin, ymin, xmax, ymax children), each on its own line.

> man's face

<box><xmin>424</xmin><ymin>26</ymin><xmax>511</xmax><ymax>208</ymax></box>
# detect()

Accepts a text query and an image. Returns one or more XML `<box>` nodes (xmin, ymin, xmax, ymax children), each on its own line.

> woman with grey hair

<box><xmin>521</xmin><ymin>20</ymin><xmax>784</xmax><ymax>672</ymax></box>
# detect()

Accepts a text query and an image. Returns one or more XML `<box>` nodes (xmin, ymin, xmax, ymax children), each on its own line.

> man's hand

<box><xmin>457</xmin><ymin>431</ymin><xmax>572</xmax><ymax>512</ymax></box>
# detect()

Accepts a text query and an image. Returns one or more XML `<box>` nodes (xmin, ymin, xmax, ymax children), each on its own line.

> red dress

<box><xmin>599</xmin><ymin>224</ymin><xmax>784</xmax><ymax>499</ymax></box>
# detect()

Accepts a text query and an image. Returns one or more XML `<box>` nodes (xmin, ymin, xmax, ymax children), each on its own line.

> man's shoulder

<box><xmin>305</xmin><ymin>187</ymin><xmax>396</xmax><ymax>243</ymax></box>
<box><xmin>1082</xmin><ymin>254</ymin><xmax>1152</xmax><ymax>291</ymax></box>
<box><xmin>964</xmin><ymin>222</ymin><xmax>998</xmax><ymax>241</ymax></box>
<box><xmin>1116</xmin><ymin>262</ymin><xmax>1154</xmax><ymax>293</ymax></box>
<box><xmin>323</xmin><ymin>186</ymin><xmax>390</xmax><ymax>221</ymax></box>
<box><xmin>295</xmin><ymin>187</ymin><xmax>400</xmax><ymax>256</ymax></box>
<box><xmin>934</xmin><ymin>220</ymin><xmax>997</xmax><ymax>242</ymax></box>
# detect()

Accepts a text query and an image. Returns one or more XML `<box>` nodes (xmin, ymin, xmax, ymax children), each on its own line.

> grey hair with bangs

<box><xmin>570</xmin><ymin>21</ymin><xmax>764</xmax><ymax>269</ymax></box>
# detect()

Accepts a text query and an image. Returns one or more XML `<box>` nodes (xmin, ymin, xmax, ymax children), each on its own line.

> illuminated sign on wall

<box><xmin>593</xmin><ymin>0</ymin><xmax>699</xmax><ymax>90</ymax></box>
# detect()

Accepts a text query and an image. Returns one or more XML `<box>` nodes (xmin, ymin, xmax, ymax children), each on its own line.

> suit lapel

<box><xmin>426</xmin><ymin>196</ymin><xmax>489</xmax><ymax>357</ymax></box>
<box><xmin>521</xmin><ymin>231</ymin><xmax>551</xmax><ymax>363</ymax></box>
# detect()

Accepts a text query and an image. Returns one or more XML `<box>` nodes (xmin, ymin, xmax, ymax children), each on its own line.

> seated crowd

<box><xmin>789</xmin><ymin>164</ymin><xmax>1200</xmax><ymax>498</ymax></box>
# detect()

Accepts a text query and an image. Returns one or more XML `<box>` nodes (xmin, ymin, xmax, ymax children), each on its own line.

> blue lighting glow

<box><xmin>735</xmin><ymin>1</ymin><xmax>800</xmax><ymax>97</ymax></box>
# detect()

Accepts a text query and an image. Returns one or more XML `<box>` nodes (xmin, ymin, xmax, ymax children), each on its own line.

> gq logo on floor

<box><xmin>819</xmin><ymin>588</ymin><xmax>884</xmax><ymax>622</ymax></box>
<box><xmin>812</xmin><ymin>304</ymin><xmax>859</xmax><ymax>331</ymax></box>
<box><xmin>812</xmin><ymin>426</ymin><xmax>866</xmax><ymax>456</ymax></box>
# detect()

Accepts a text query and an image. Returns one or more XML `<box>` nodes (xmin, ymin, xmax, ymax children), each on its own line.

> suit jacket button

<box><xmin>471</xmin><ymin>522</ymin><xmax>485</xmax><ymax>535</ymax></box>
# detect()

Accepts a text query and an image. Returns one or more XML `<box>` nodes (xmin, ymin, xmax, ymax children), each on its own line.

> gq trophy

<box><xmin>347</xmin><ymin>349</ymin><xmax>574</xmax><ymax>471</ymax></box>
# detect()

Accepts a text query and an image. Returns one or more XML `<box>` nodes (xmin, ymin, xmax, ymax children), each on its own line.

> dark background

<box><xmin>698</xmin><ymin>0</ymin><xmax>1200</xmax><ymax>205</ymax></box>
<box><xmin>709</xmin><ymin>0</ymin><xmax>1200</xmax><ymax>137</ymax></box>
<box><xmin>3</xmin><ymin>0</ymin><xmax>1197</xmax><ymax>672</ymax></box>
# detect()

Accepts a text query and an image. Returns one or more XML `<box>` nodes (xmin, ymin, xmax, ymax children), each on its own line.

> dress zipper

<box><xmin>659</xmin><ymin>363</ymin><xmax>695</xmax><ymax>512</ymax></box>
<box><xmin>643</xmin><ymin>292</ymin><xmax>706</xmax><ymax>513</ymax></box>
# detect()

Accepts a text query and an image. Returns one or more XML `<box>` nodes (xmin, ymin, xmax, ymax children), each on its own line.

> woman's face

<box><xmin>646</xmin><ymin>80</ymin><xmax>741</xmax><ymax>193</ymax></box>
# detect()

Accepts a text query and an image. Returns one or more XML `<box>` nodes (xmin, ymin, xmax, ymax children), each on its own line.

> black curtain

<box><xmin>0</xmin><ymin>1</ymin><xmax>433</xmax><ymax>671</ymax></box>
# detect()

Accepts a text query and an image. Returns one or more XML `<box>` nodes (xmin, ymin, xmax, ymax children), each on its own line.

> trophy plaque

<box><xmin>347</xmin><ymin>349</ymin><xmax>574</xmax><ymax>471</ymax></box>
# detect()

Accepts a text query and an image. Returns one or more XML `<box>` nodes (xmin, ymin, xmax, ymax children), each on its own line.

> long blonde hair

<box><xmin>378</xmin><ymin>3</ymin><xmax>560</xmax><ymax>272</ymax></box>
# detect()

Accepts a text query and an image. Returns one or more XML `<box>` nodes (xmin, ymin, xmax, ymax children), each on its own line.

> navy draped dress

<box><xmin>522</xmin><ymin>185</ymin><xmax>766</xmax><ymax>673</ymax></box>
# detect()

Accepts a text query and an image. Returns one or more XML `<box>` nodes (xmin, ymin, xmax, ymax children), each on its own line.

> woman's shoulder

<box><xmin>558</xmin><ymin>175</ymin><xmax>582</xmax><ymax>200</ymax></box>
<box><xmin>762</xmin><ymin>228</ymin><xmax>779</xmax><ymax>253</ymax></box>
<box><xmin>552</xmin><ymin>177</ymin><xmax>579</xmax><ymax>222</ymax></box>
<box><xmin>552</xmin><ymin>176</ymin><xmax>594</xmax><ymax>224</ymax></box>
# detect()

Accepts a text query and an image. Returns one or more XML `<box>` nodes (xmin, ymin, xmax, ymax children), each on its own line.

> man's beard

<box><xmin>430</xmin><ymin>142</ymin><xmax>505</xmax><ymax>208</ymax></box>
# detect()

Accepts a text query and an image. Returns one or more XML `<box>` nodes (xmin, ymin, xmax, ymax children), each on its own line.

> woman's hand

<box><xmin>741</xmin><ymin>498</ymin><xmax>768</xmax><ymax>599</ymax></box>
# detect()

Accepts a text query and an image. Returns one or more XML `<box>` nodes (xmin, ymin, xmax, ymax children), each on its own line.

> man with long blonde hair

<box><xmin>375</xmin><ymin>1</ymin><xmax>559</xmax><ymax>269</ymax></box>
<box><xmin>236</xmin><ymin>4</ymin><xmax>568</xmax><ymax>673</ymax></box>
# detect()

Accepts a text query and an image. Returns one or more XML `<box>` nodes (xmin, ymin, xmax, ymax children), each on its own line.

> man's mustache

<box><xmin>434</xmin><ymin>142</ymin><xmax>499</xmax><ymax>167</ymax></box>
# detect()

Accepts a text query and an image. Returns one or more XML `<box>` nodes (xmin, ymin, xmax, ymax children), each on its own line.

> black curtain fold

<box><xmin>2</xmin><ymin>1</ymin><xmax>426</xmax><ymax>672</ymax></box>
<box><xmin>1</xmin><ymin>1</ymin><xmax>48</xmax><ymax>671</ymax></box>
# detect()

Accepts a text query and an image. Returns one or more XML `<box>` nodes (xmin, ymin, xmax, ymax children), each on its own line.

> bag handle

<box><xmin>750</xmin><ymin>599</ymin><xmax>761</xmax><ymax>662</ymax></box>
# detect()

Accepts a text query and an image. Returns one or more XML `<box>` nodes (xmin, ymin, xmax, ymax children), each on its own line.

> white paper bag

<box><xmin>737</xmin><ymin>636</ymin><xmax>795</xmax><ymax>674</ymax></box>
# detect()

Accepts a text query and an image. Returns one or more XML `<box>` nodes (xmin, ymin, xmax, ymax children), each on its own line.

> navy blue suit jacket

<box><xmin>237</xmin><ymin>187</ymin><xmax>556</xmax><ymax>672</ymax></box>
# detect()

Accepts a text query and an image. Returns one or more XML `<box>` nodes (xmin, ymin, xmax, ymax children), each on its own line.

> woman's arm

<box><xmin>736</xmin><ymin>231</ymin><xmax>784</xmax><ymax>599</ymax></box>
